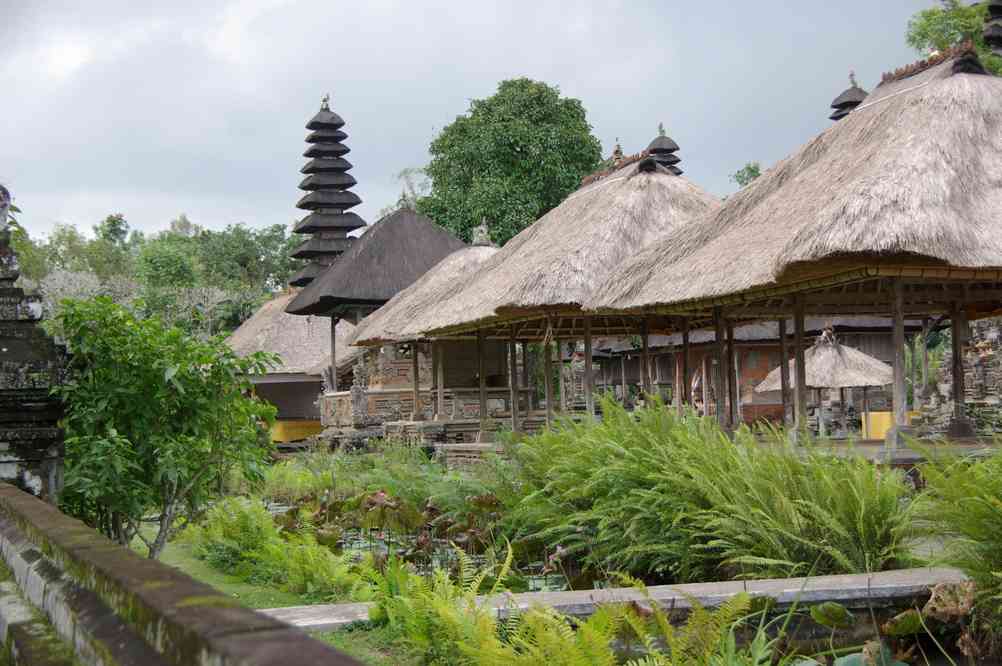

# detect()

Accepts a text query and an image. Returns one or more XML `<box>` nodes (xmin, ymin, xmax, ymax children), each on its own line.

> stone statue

<box><xmin>0</xmin><ymin>184</ymin><xmax>10</xmax><ymax>232</ymax></box>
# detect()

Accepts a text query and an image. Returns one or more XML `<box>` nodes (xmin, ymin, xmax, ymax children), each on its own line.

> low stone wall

<box><xmin>0</xmin><ymin>483</ymin><xmax>360</xmax><ymax>665</ymax></box>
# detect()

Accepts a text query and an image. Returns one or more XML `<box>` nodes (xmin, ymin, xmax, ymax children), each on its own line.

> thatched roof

<box><xmin>755</xmin><ymin>331</ymin><xmax>892</xmax><ymax>391</ymax></box>
<box><xmin>588</xmin><ymin>50</ymin><xmax>1002</xmax><ymax>313</ymax></box>
<box><xmin>286</xmin><ymin>208</ymin><xmax>467</xmax><ymax>316</ymax></box>
<box><xmin>414</xmin><ymin>158</ymin><xmax>720</xmax><ymax>335</ymax></box>
<box><xmin>227</xmin><ymin>291</ymin><xmax>361</xmax><ymax>375</ymax></box>
<box><xmin>350</xmin><ymin>245</ymin><xmax>499</xmax><ymax>346</ymax></box>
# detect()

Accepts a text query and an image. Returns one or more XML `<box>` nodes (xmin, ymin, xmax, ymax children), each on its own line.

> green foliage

<box><xmin>417</xmin><ymin>78</ymin><xmax>602</xmax><ymax>245</ymax></box>
<box><xmin>907</xmin><ymin>1</ymin><xmax>1002</xmax><ymax>75</ymax></box>
<box><xmin>510</xmin><ymin>398</ymin><xmax>914</xmax><ymax>582</ymax></box>
<box><xmin>184</xmin><ymin>497</ymin><xmax>374</xmax><ymax>603</ymax></box>
<box><xmin>55</xmin><ymin>297</ymin><xmax>277</xmax><ymax>558</ymax></box>
<box><xmin>730</xmin><ymin>162</ymin><xmax>761</xmax><ymax>189</ymax></box>
<box><xmin>915</xmin><ymin>449</ymin><xmax>1002</xmax><ymax>620</ymax></box>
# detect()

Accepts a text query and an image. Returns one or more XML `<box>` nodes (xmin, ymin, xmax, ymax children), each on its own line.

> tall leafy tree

<box><xmin>907</xmin><ymin>1</ymin><xmax>1002</xmax><ymax>75</ymax></box>
<box><xmin>55</xmin><ymin>298</ymin><xmax>276</xmax><ymax>559</ymax></box>
<box><xmin>418</xmin><ymin>78</ymin><xmax>602</xmax><ymax>245</ymax></box>
<box><xmin>730</xmin><ymin>162</ymin><xmax>761</xmax><ymax>189</ymax></box>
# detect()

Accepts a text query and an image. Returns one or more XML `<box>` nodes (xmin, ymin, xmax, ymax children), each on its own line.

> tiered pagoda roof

<box><xmin>829</xmin><ymin>72</ymin><xmax>868</xmax><ymax>121</ymax></box>
<box><xmin>289</xmin><ymin>96</ymin><xmax>366</xmax><ymax>287</ymax></box>
<box><xmin>646</xmin><ymin>125</ymin><xmax>682</xmax><ymax>175</ymax></box>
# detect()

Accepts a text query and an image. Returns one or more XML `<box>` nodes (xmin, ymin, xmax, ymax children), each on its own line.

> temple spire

<box><xmin>829</xmin><ymin>71</ymin><xmax>868</xmax><ymax>122</ymax></box>
<box><xmin>289</xmin><ymin>96</ymin><xmax>367</xmax><ymax>287</ymax></box>
<box><xmin>646</xmin><ymin>127</ymin><xmax>682</xmax><ymax>176</ymax></box>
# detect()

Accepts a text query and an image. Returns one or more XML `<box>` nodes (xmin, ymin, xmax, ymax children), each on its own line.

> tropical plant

<box><xmin>907</xmin><ymin>1</ymin><xmax>1002</xmax><ymax>75</ymax></box>
<box><xmin>55</xmin><ymin>297</ymin><xmax>277</xmax><ymax>558</ymax></box>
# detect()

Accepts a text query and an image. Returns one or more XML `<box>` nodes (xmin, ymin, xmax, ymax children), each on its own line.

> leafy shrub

<box><xmin>184</xmin><ymin>497</ymin><xmax>280</xmax><ymax>572</ymax></box>
<box><xmin>510</xmin><ymin>397</ymin><xmax>914</xmax><ymax>581</ymax></box>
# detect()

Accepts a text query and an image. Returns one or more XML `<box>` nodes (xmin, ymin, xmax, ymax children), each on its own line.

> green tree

<box><xmin>730</xmin><ymin>162</ymin><xmax>761</xmax><ymax>189</ymax></box>
<box><xmin>137</xmin><ymin>235</ymin><xmax>197</xmax><ymax>289</ymax></box>
<box><xmin>92</xmin><ymin>213</ymin><xmax>130</xmax><ymax>245</ymax></box>
<box><xmin>55</xmin><ymin>298</ymin><xmax>277</xmax><ymax>559</ymax></box>
<box><xmin>907</xmin><ymin>1</ymin><xmax>1002</xmax><ymax>75</ymax></box>
<box><xmin>417</xmin><ymin>78</ymin><xmax>602</xmax><ymax>245</ymax></box>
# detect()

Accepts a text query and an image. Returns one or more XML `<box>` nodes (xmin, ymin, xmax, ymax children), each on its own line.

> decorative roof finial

<box><xmin>849</xmin><ymin>70</ymin><xmax>858</xmax><ymax>88</ymax></box>
<box><xmin>612</xmin><ymin>138</ymin><xmax>624</xmax><ymax>164</ymax></box>
<box><xmin>829</xmin><ymin>72</ymin><xmax>868</xmax><ymax>122</ymax></box>
<box><xmin>320</xmin><ymin>93</ymin><xmax>331</xmax><ymax>111</ymax></box>
<box><xmin>646</xmin><ymin>130</ymin><xmax>682</xmax><ymax>176</ymax></box>
<box><xmin>657</xmin><ymin>122</ymin><xmax>666</xmax><ymax>137</ymax></box>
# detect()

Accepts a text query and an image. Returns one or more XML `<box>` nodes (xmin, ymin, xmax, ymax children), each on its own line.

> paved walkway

<box><xmin>261</xmin><ymin>566</ymin><xmax>966</xmax><ymax>633</ymax></box>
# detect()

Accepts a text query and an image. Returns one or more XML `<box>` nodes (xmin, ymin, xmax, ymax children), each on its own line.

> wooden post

<box><xmin>329</xmin><ymin>317</ymin><xmax>338</xmax><ymax>392</ymax></box>
<box><xmin>793</xmin><ymin>296</ymin><xmax>808</xmax><ymax>432</ymax></box>
<box><xmin>621</xmin><ymin>354</ymin><xmax>628</xmax><ymax>406</ymax></box>
<box><xmin>817</xmin><ymin>388</ymin><xmax>826</xmax><ymax>438</ymax></box>
<box><xmin>477</xmin><ymin>329</ymin><xmax>488</xmax><ymax>431</ymax></box>
<box><xmin>430</xmin><ymin>341</ymin><xmax>439</xmax><ymax>420</ymax></box>
<box><xmin>521</xmin><ymin>341</ymin><xmax>533</xmax><ymax>411</ymax></box>
<box><xmin>410</xmin><ymin>342</ymin><xmax>423</xmax><ymax>421</ymax></box>
<box><xmin>641</xmin><ymin>319</ymin><xmax>651</xmax><ymax>397</ymax></box>
<box><xmin>862</xmin><ymin>386</ymin><xmax>870</xmax><ymax>438</ymax></box>
<box><xmin>509</xmin><ymin>328</ymin><xmax>519</xmax><ymax>433</ymax></box>
<box><xmin>436</xmin><ymin>341</ymin><xmax>445</xmax><ymax>421</ymax></box>
<box><xmin>584</xmin><ymin>317</ymin><xmax>595</xmax><ymax>418</ymax></box>
<box><xmin>713</xmin><ymin>307</ymin><xmax>727</xmax><ymax>428</ymax></box>
<box><xmin>778</xmin><ymin>318</ymin><xmax>791</xmax><ymax>427</ymax></box>
<box><xmin>543</xmin><ymin>338</ymin><xmax>554</xmax><ymax>427</ymax></box>
<box><xmin>556</xmin><ymin>339</ymin><xmax>566</xmax><ymax>412</ymax></box>
<box><xmin>948</xmin><ymin>304</ymin><xmax>975</xmax><ymax>437</ymax></box>
<box><xmin>701</xmin><ymin>354</ymin><xmax>711</xmax><ymax>417</ymax></box>
<box><xmin>681</xmin><ymin>318</ymin><xmax>690</xmax><ymax>407</ymax></box>
<box><xmin>726</xmin><ymin>319</ymin><xmax>739</xmax><ymax>426</ymax></box>
<box><xmin>888</xmin><ymin>280</ymin><xmax>908</xmax><ymax>449</ymax></box>
<box><xmin>921</xmin><ymin>317</ymin><xmax>930</xmax><ymax>398</ymax></box>
<box><xmin>674</xmin><ymin>347</ymin><xmax>684</xmax><ymax>417</ymax></box>
<box><xmin>910</xmin><ymin>334</ymin><xmax>920</xmax><ymax>412</ymax></box>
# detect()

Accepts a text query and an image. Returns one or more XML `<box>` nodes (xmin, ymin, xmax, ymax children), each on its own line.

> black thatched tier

<box><xmin>647</xmin><ymin>135</ymin><xmax>680</xmax><ymax>153</ymax></box>
<box><xmin>294</xmin><ymin>212</ymin><xmax>367</xmax><ymax>234</ymax></box>
<box><xmin>306</xmin><ymin>108</ymin><xmax>344</xmax><ymax>130</ymax></box>
<box><xmin>300</xmin><ymin>157</ymin><xmax>352</xmax><ymax>174</ymax></box>
<box><xmin>290</xmin><ymin>236</ymin><xmax>354</xmax><ymax>259</ymax></box>
<box><xmin>299</xmin><ymin>173</ymin><xmax>358</xmax><ymax>191</ymax></box>
<box><xmin>296</xmin><ymin>190</ymin><xmax>362</xmax><ymax>211</ymax></box>
<box><xmin>288</xmin><ymin>262</ymin><xmax>322</xmax><ymax>287</ymax></box>
<box><xmin>304</xmin><ymin>142</ymin><xmax>350</xmax><ymax>158</ymax></box>
<box><xmin>306</xmin><ymin>129</ymin><xmax>348</xmax><ymax>143</ymax></box>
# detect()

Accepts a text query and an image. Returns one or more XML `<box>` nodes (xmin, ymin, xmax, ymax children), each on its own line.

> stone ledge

<box><xmin>262</xmin><ymin>566</ymin><xmax>967</xmax><ymax>633</ymax></box>
<box><xmin>0</xmin><ymin>580</ymin><xmax>76</xmax><ymax>665</ymax></box>
<box><xmin>0</xmin><ymin>483</ymin><xmax>361</xmax><ymax>665</ymax></box>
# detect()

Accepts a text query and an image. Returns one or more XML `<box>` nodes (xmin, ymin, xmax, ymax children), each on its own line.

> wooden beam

<box><xmin>477</xmin><ymin>329</ymin><xmax>488</xmax><ymax>432</ymax></box>
<box><xmin>889</xmin><ymin>280</ymin><xmax>907</xmax><ymax>448</ymax></box>
<box><xmin>509</xmin><ymin>328</ymin><xmax>520</xmax><ymax>433</ymax></box>
<box><xmin>435</xmin><ymin>341</ymin><xmax>445</xmax><ymax>421</ymax></box>
<box><xmin>778</xmin><ymin>318</ymin><xmax>791</xmax><ymax>427</ymax></box>
<box><xmin>793</xmin><ymin>296</ymin><xmax>808</xmax><ymax>432</ymax></box>
<box><xmin>713</xmin><ymin>307</ymin><xmax>727</xmax><ymax>428</ymax></box>
<box><xmin>584</xmin><ymin>317</ymin><xmax>595</xmax><ymax>418</ymax></box>
<box><xmin>411</xmin><ymin>342</ymin><xmax>423</xmax><ymax>421</ymax></box>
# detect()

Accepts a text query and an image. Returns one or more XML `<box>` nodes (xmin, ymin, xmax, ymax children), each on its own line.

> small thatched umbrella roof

<box><xmin>414</xmin><ymin>148</ymin><xmax>720</xmax><ymax>336</ymax></box>
<box><xmin>756</xmin><ymin>331</ymin><xmax>892</xmax><ymax>392</ymax></box>
<box><xmin>588</xmin><ymin>47</ymin><xmax>1002</xmax><ymax>313</ymax></box>
<box><xmin>350</xmin><ymin>245</ymin><xmax>499</xmax><ymax>346</ymax></box>
<box><xmin>227</xmin><ymin>291</ymin><xmax>361</xmax><ymax>376</ymax></box>
<box><xmin>286</xmin><ymin>208</ymin><xmax>467</xmax><ymax>317</ymax></box>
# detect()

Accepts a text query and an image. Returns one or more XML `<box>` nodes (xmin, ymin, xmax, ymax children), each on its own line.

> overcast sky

<box><xmin>3</xmin><ymin>1</ymin><xmax>929</xmax><ymax>239</ymax></box>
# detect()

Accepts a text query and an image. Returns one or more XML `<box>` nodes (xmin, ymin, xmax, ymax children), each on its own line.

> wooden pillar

<box><xmin>584</xmin><ymin>317</ymin><xmax>595</xmax><ymax>418</ymax></box>
<box><xmin>509</xmin><ymin>328</ymin><xmax>520</xmax><ymax>433</ymax></box>
<box><xmin>778</xmin><ymin>318</ymin><xmax>791</xmax><ymax>427</ymax></box>
<box><xmin>334</xmin><ymin>316</ymin><xmax>342</xmax><ymax>390</ymax></box>
<box><xmin>477</xmin><ymin>329</ymin><xmax>488</xmax><ymax>431</ymax></box>
<box><xmin>435</xmin><ymin>341</ymin><xmax>445</xmax><ymax>421</ymax></box>
<box><xmin>701</xmin><ymin>354</ymin><xmax>711</xmax><ymax>417</ymax></box>
<box><xmin>713</xmin><ymin>307</ymin><xmax>727</xmax><ymax>427</ymax></box>
<box><xmin>430</xmin><ymin>341</ymin><xmax>439</xmax><ymax>420</ymax></box>
<box><xmin>793</xmin><ymin>296</ymin><xmax>808</xmax><ymax>432</ymax></box>
<box><xmin>949</xmin><ymin>304</ymin><xmax>975</xmax><ymax>437</ymax></box>
<box><xmin>910</xmin><ymin>333</ymin><xmax>920</xmax><ymax>412</ymax></box>
<box><xmin>681</xmin><ymin>318</ymin><xmax>690</xmax><ymax>406</ymax></box>
<box><xmin>817</xmin><ymin>388</ymin><xmax>826</xmax><ymax>438</ymax></box>
<box><xmin>726</xmin><ymin>319</ymin><xmax>739</xmax><ymax>426</ymax></box>
<box><xmin>543</xmin><ymin>338</ymin><xmax>554</xmax><ymax>427</ymax></box>
<box><xmin>888</xmin><ymin>280</ymin><xmax>908</xmax><ymax>448</ymax></box>
<box><xmin>673</xmin><ymin>347</ymin><xmax>684</xmax><ymax>417</ymax></box>
<box><xmin>557</xmin><ymin>339</ymin><xmax>566</xmax><ymax>412</ymax></box>
<box><xmin>410</xmin><ymin>342</ymin><xmax>423</xmax><ymax>421</ymax></box>
<box><xmin>862</xmin><ymin>386</ymin><xmax>870</xmax><ymax>438</ymax></box>
<box><xmin>521</xmin><ymin>341</ymin><xmax>533</xmax><ymax>411</ymax></box>
<box><xmin>641</xmin><ymin>319</ymin><xmax>651</xmax><ymax>397</ymax></box>
<box><xmin>921</xmin><ymin>317</ymin><xmax>930</xmax><ymax>398</ymax></box>
<box><xmin>621</xmin><ymin>355</ymin><xmax>628</xmax><ymax>406</ymax></box>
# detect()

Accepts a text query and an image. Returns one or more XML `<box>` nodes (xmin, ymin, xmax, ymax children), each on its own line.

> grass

<box><xmin>315</xmin><ymin>625</ymin><xmax>420</xmax><ymax>666</ymax></box>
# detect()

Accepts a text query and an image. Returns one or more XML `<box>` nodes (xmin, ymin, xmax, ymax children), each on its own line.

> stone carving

<box><xmin>0</xmin><ymin>186</ymin><xmax>66</xmax><ymax>502</ymax></box>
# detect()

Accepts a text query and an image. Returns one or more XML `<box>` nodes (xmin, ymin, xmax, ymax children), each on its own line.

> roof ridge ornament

<box><xmin>830</xmin><ymin>71</ymin><xmax>868</xmax><ymax>122</ymax></box>
<box><xmin>646</xmin><ymin>126</ymin><xmax>682</xmax><ymax>176</ymax></box>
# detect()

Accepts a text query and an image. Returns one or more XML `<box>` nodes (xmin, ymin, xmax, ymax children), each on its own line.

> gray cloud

<box><xmin>2</xmin><ymin>0</ymin><xmax>928</xmax><ymax>238</ymax></box>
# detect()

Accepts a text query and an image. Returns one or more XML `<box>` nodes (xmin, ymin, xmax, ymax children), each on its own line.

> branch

<box><xmin>129</xmin><ymin>518</ymin><xmax>153</xmax><ymax>550</ymax></box>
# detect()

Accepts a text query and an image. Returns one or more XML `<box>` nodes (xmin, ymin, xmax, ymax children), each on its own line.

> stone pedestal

<box><xmin>0</xmin><ymin>227</ymin><xmax>66</xmax><ymax>502</ymax></box>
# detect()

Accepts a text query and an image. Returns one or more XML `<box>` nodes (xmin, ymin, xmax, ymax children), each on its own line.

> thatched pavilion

<box><xmin>227</xmin><ymin>291</ymin><xmax>361</xmax><ymax>443</ymax></box>
<box><xmin>756</xmin><ymin>330</ymin><xmax>892</xmax><ymax>437</ymax></box>
<box><xmin>398</xmin><ymin>133</ymin><xmax>720</xmax><ymax>434</ymax></box>
<box><xmin>587</xmin><ymin>43</ymin><xmax>1002</xmax><ymax>446</ymax></box>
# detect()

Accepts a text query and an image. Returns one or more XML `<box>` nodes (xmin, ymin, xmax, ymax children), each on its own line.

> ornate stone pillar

<box><xmin>0</xmin><ymin>186</ymin><xmax>66</xmax><ymax>502</ymax></box>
